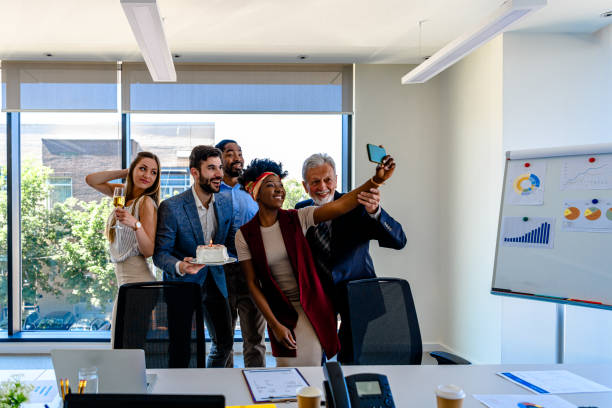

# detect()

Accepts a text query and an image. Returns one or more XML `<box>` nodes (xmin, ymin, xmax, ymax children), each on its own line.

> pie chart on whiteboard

<box><xmin>584</xmin><ymin>207</ymin><xmax>601</xmax><ymax>221</ymax></box>
<box><xmin>563</xmin><ymin>206</ymin><xmax>580</xmax><ymax>220</ymax></box>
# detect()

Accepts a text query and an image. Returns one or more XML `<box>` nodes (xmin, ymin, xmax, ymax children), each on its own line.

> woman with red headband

<box><xmin>235</xmin><ymin>156</ymin><xmax>395</xmax><ymax>366</ymax></box>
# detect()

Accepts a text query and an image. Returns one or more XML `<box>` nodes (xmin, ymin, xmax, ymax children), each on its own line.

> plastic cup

<box><xmin>296</xmin><ymin>385</ymin><xmax>322</xmax><ymax>408</ymax></box>
<box><xmin>435</xmin><ymin>384</ymin><xmax>465</xmax><ymax>408</ymax></box>
<box><xmin>78</xmin><ymin>366</ymin><xmax>99</xmax><ymax>394</ymax></box>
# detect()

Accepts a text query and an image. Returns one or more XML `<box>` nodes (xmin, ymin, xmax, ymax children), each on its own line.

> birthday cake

<box><xmin>196</xmin><ymin>244</ymin><xmax>229</xmax><ymax>263</ymax></box>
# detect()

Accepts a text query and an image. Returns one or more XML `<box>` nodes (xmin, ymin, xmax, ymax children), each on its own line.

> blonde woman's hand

<box><xmin>114</xmin><ymin>207</ymin><xmax>138</xmax><ymax>229</ymax></box>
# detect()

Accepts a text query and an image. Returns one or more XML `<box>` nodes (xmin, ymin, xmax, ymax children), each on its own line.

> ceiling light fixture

<box><xmin>120</xmin><ymin>0</ymin><xmax>176</xmax><ymax>82</ymax></box>
<box><xmin>401</xmin><ymin>0</ymin><xmax>546</xmax><ymax>84</ymax></box>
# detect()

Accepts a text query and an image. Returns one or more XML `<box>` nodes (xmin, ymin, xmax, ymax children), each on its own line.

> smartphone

<box><xmin>367</xmin><ymin>144</ymin><xmax>387</xmax><ymax>163</ymax></box>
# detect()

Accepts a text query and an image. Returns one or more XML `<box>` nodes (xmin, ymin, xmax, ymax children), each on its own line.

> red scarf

<box><xmin>240</xmin><ymin>209</ymin><xmax>340</xmax><ymax>358</ymax></box>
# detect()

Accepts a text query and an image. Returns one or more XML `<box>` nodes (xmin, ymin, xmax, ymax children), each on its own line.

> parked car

<box><xmin>0</xmin><ymin>311</ymin><xmax>40</xmax><ymax>330</ymax></box>
<box><xmin>34</xmin><ymin>311</ymin><xmax>76</xmax><ymax>330</ymax></box>
<box><xmin>23</xmin><ymin>311</ymin><xmax>40</xmax><ymax>330</ymax></box>
<box><xmin>97</xmin><ymin>320</ymin><xmax>111</xmax><ymax>331</ymax></box>
<box><xmin>69</xmin><ymin>318</ymin><xmax>110</xmax><ymax>331</ymax></box>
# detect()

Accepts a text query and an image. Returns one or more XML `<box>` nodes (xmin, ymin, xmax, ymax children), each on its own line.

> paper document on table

<box><xmin>25</xmin><ymin>380</ymin><xmax>59</xmax><ymax>403</ymax></box>
<box><xmin>242</xmin><ymin>368</ymin><xmax>308</xmax><ymax>402</ymax></box>
<box><xmin>227</xmin><ymin>405</ymin><xmax>277</xmax><ymax>408</ymax></box>
<box><xmin>498</xmin><ymin>370</ymin><xmax>612</xmax><ymax>394</ymax></box>
<box><xmin>474</xmin><ymin>394</ymin><xmax>577</xmax><ymax>408</ymax></box>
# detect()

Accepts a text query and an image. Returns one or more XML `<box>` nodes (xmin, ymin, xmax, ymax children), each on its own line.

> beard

<box><xmin>311</xmin><ymin>190</ymin><xmax>334</xmax><ymax>206</ymax></box>
<box><xmin>198</xmin><ymin>174</ymin><xmax>222</xmax><ymax>194</ymax></box>
<box><xmin>224</xmin><ymin>160</ymin><xmax>243</xmax><ymax>178</ymax></box>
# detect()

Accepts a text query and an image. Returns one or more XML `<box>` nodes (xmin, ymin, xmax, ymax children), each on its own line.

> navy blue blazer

<box><xmin>153</xmin><ymin>188</ymin><xmax>234</xmax><ymax>297</ymax></box>
<box><xmin>296</xmin><ymin>191</ymin><xmax>406</xmax><ymax>286</ymax></box>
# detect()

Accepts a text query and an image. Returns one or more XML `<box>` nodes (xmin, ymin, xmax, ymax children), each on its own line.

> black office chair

<box><xmin>64</xmin><ymin>394</ymin><xmax>224</xmax><ymax>408</ymax></box>
<box><xmin>346</xmin><ymin>278</ymin><xmax>470</xmax><ymax>365</ymax></box>
<box><xmin>114</xmin><ymin>281</ymin><xmax>205</xmax><ymax>368</ymax></box>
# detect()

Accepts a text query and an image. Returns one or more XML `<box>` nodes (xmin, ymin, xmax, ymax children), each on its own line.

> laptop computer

<box><xmin>64</xmin><ymin>394</ymin><xmax>225</xmax><ymax>408</ymax></box>
<box><xmin>51</xmin><ymin>349</ymin><xmax>155</xmax><ymax>394</ymax></box>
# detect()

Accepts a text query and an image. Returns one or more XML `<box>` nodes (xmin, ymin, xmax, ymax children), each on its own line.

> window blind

<box><xmin>121</xmin><ymin>63</ymin><xmax>353</xmax><ymax>114</ymax></box>
<box><xmin>1</xmin><ymin>61</ymin><xmax>118</xmax><ymax>112</ymax></box>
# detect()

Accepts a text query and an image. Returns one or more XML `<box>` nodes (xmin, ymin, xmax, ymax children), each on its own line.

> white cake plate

<box><xmin>187</xmin><ymin>257</ymin><xmax>237</xmax><ymax>266</ymax></box>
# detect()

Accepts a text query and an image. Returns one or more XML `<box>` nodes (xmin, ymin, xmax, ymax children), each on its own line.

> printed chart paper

<box><xmin>561</xmin><ymin>155</ymin><xmax>612</xmax><ymax>190</ymax></box>
<box><xmin>498</xmin><ymin>370</ymin><xmax>612</xmax><ymax>394</ymax></box>
<box><xmin>500</xmin><ymin>217</ymin><xmax>555</xmax><ymax>249</ymax></box>
<box><xmin>243</xmin><ymin>368</ymin><xmax>308</xmax><ymax>402</ymax></box>
<box><xmin>505</xmin><ymin>161</ymin><xmax>546</xmax><ymax>206</ymax></box>
<box><xmin>25</xmin><ymin>380</ymin><xmax>59</xmax><ymax>404</ymax></box>
<box><xmin>562</xmin><ymin>199</ymin><xmax>612</xmax><ymax>233</ymax></box>
<box><xmin>474</xmin><ymin>394</ymin><xmax>577</xmax><ymax>408</ymax></box>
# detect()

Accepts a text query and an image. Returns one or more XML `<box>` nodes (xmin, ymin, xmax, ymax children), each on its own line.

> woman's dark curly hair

<box><xmin>238</xmin><ymin>158</ymin><xmax>289</xmax><ymax>190</ymax></box>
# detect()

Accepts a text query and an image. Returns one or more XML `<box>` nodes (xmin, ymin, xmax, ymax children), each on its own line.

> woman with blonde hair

<box><xmin>86</xmin><ymin>151</ymin><xmax>161</xmax><ymax>346</ymax></box>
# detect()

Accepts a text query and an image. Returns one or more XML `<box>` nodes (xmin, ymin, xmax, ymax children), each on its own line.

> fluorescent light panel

<box><xmin>121</xmin><ymin>0</ymin><xmax>176</xmax><ymax>82</ymax></box>
<box><xmin>402</xmin><ymin>0</ymin><xmax>546</xmax><ymax>84</ymax></box>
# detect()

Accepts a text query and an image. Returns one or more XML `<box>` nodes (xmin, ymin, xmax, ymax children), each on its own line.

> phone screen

<box><xmin>367</xmin><ymin>144</ymin><xmax>386</xmax><ymax>163</ymax></box>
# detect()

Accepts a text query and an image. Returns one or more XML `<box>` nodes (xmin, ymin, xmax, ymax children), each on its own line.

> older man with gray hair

<box><xmin>295</xmin><ymin>152</ymin><xmax>406</xmax><ymax>363</ymax></box>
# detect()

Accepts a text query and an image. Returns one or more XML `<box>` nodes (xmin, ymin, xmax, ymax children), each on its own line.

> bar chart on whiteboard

<box><xmin>501</xmin><ymin>217</ymin><xmax>554</xmax><ymax>249</ymax></box>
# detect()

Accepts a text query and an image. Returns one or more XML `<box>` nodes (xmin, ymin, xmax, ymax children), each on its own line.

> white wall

<box><xmin>501</xmin><ymin>31</ymin><xmax>612</xmax><ymax>363</ymax></box>
<box><xmin>351</xmin><ymin>27</ymin><xmax>612</xmax><ymax>364</ymax></box>
<box><xmin>353</xmin><ymin>64</ymin><xmax>444</xmax><ymax>345</ymax></box>
<box><xmin>433</xmin><ymin>37</ymin><xmax>504</xmax><ymax>363</ymax></box>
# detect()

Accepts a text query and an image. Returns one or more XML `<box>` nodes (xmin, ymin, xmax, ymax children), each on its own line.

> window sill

<box><xmin>0</xmin><ymin>331</ymin><xmax>110</xmax><ymax>342</ymax></box>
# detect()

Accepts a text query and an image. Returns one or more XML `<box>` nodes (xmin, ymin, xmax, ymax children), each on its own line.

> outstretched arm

<box><xmin>313</xmin><ymin>155</ymin><xmax>396</xmax><ymax>224</ymax></box>
<box><xmin>85</xmin><ymin>169</ymin><xmax>128</xmax><ymax>197</ymax></box>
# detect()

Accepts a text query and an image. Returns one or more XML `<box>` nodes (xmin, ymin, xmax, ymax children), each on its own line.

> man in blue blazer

<box><xmin>154</xmin><ymin>145</ymin><xmax>234</xmax><ymax>368</ymax></box>
<box><xmin>296</xmin><ymin>153</ymin><xmax>406</xmax><ymax>363</ymax></box>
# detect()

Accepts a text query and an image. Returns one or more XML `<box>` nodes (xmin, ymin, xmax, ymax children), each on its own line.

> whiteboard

<box><xmin>492</xmin><ymin>143</ymin><xmax>612</xmax><ymax>309</ymax></box>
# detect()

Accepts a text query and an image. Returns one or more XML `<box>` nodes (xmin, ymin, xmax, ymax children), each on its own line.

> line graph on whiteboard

<box><xmin>560</xmin><ymin>155</ymin><xmax>612</xmax><ymax>190</ymax></box>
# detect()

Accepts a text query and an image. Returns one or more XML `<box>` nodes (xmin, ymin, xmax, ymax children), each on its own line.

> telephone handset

<box><xmin>323</xmin><ymin>362</ymin><xmax>396</xmax><ymax>408</ymax></box>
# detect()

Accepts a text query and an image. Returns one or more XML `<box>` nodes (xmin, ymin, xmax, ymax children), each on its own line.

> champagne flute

<box><xmin>112</xmin><ymin>187</ymin><xmax>125</xmax><ymax>229</ymax></box>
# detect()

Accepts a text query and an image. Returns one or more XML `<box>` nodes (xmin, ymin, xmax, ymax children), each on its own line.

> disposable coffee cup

<box><xmin>296</xmin><ymin>385</ymin><xmax>322</xmax><ymax>408</ymax></box>
<box><xmin>436</xmin><ymin>384</ymin><xmax>465</xmax><ymax>408</ymax></box>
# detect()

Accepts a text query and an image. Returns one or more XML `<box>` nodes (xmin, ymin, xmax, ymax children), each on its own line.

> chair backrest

<box><xmin>64</xmin><ymin>394</ymin><xmax>224</xmax><ymax>408</ymax></box>
<box><xmin>347</xmin><ymin>278</ymin><xmax>423</xmax><ymax>365</ymax></box>
<box><xmin>114</xmin><ymin>281</ymin><xmax>205</xmax><ymax>368</ymax></box>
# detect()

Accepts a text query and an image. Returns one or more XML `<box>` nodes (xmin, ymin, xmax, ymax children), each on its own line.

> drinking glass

<box><xmin>112</xmin><ymin>186</ymin><xmax>125</xmax><ymax>229</ymax></box>
<box><xmin>78</xmin><ymin>366</ymin><xmax>99</xmax><ymax>394</ymax></box>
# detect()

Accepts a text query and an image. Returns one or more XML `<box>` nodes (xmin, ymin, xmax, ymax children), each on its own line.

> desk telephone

<box><xmin>323</xmin><ymin>362</ymin><xmax>396</xmax><ymax>408</ymax></box>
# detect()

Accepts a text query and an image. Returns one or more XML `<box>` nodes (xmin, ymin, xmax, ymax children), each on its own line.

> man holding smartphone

<box><xmin>296</xmin><ymin>151</ymin><xmax>406</xmax><ymax>363</ymax></box>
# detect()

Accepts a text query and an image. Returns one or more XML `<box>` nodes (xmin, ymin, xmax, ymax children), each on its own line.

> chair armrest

<box><xmin>429</xmin><ymin>351</ymin><xmax>471</xmax><ymax>365</ymax></box>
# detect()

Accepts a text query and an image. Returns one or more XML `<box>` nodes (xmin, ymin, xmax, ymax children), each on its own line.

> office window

<box><xmin>131</xmin><ymin>113</ymin><xmax>343</xmax><ymax>205</ymax></box>
<box><xmin>20</xmin><ymin>112</ymin><xmax>120</xmax><ymax>332</ymax></box>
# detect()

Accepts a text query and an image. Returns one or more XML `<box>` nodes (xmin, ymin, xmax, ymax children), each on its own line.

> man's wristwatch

<box><xmin>133</xmin><ymin>221</ymin><xmax>142</xmax><ymax>231</ymax></box>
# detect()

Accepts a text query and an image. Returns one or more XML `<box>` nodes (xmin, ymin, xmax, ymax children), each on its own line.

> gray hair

<box><xmin>302</xmin><ymin>153</ymin><xmax>336</xmax><ymax>181</ymax></box>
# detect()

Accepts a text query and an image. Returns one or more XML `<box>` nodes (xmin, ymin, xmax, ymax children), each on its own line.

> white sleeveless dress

<box><xmin>108</xmin><ymin>196</ymin><xmax>157</xmax><ymax>347</ymax></box>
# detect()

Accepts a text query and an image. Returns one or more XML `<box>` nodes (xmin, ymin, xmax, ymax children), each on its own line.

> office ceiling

<box><xmin>0</xmin><ymin>0</ymin><xmax>610</xmax><ymax>64</ymax></box>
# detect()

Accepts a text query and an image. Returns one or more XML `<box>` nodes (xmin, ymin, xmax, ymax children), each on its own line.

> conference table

<box><xmin>12</xmin><ymin>363</ymin><xmax>612</xmax><ymax>407</ymax></box>
<box><xmin>149</xmin><ymin>363</ymin><xmax>612</xmax><ymax>407</ymax></box>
